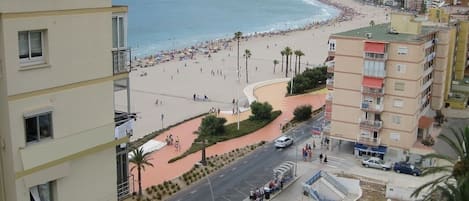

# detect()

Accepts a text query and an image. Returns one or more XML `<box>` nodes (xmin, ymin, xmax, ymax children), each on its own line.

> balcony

<box><xmin>360</xmin><ymin>102</ymin><xmax>384</xmax><ymax>113</ymax></box>
<box><xmin>112</xmin><ymin>49</ymin><xmax>130</xmax><ymax>75</ymax></box>
<box><xmin>359</xmin><ymin>119</ymin><xmax>383</xmax><ymax>132</ymax></box>
<box><xmin>326</xmin><ymin>93</ymin><xmax>333</xmax><ymax>102</ymax></box>
<box><xmin>361</xmin><ymin>86</ymin><xmax>384</xmax><ymax>97</ymax></box>
<box><xmin>114</xmin><ymin>111</ymin><xmax>136</xmax><ymax>140</ymax></box>
<box><xmin>357</xmin><ymin>136</ymin><xmax>381</xmax><ymax>146</ymax></box>
<box><xmin>322</xmin><ymin>122</ymin><xmax>331</xmax><ymax>136</ymax></box>
<box><xmin>326</xmin><ymin>78</ymin><xmax>334</xmax><ymax>90</ymax></box>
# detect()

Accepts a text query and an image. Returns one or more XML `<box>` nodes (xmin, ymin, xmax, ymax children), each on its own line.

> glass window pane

<box><xmin>25</xmin><ymin>117</ymin><xmax>38</xmax><ymax>143</ymax></box>
<box><xmin>30</xmin><ymin>31</ymin><xmax>43</xmax><ymax>57</ymax></box>
<box><xmin>18</xmin><ymin>32</ymin><xmax>29</xmax><ymax>59</ymax></box>
<box><xmin>119</xmin><ymin>17</ymin><xmax>125</xmax><ymax>48</ymax></box>
<box><xmin>39</xmin><ymin>113</ymin><xmax>52</xmax><ymax>139</ymax></box>
<box><xmin>112</xmin><ymin>18</ymin><xmax>118</xmax><ymax>48</ymax></box>
<box><xmin>38</xmin><ymin>182</ymin><xmax>52</xmax><ymax>201</ymax></box>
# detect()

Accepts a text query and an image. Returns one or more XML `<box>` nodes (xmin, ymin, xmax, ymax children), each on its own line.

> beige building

<box><xmin>0</xmin><ymin>1</ymin><xmax>133</xmax><ymax>201</ymax></box>
<box><xmin>325</xmin><ymin>13</ymin><xmax>450</xmax><ymax>159</ymax></box>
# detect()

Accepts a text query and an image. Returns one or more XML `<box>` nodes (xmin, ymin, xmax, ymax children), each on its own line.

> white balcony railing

<box><xmin>357</xmin><ymin>136</ymin><xmax>381</xmax><ymax>146</ymax></box>
<box><xmin>360</xmin><ymin>102</ymin><xmax>384</xmax><ymax>113</ymax></box>
<box><xmin>359</xmin><ymin>118</ymin><xmax>383</xmax><ymax>131</ymax></box>
<box><xmin>361</xmin><ymin>86</ymin><xmax>384</xmax><ymax>96</ymax></box>
<box><xmin>112</xmin><ymin>49</ymin><xmax>130</xmax><ymax>75</ymax></box>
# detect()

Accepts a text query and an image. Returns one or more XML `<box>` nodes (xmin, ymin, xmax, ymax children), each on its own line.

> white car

<box><xmin>361</xmin><ymin>157</ymin><xmax>392</xmax><ymax>171</ymax></box>
<box><xmin>274</xmin><ymin>136</ymin><xmax>293</xmax><ymax>148</ymax></box>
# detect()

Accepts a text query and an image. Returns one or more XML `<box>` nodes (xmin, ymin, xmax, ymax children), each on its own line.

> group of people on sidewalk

<box><xmin>165</xmin><ymin>134</ymin><xmax>181</xmax><ymax>151</ymax></box>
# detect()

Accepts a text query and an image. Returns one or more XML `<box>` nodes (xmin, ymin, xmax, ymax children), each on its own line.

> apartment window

<box><xmin>328</xmin><ymin>39</ymin><xmax>336</xmax><ymax>52</ymax></box>
<box><xmin>30</xmin><ymin>181</ymin><xmax>54</xmax><ymax>201</ymax></box>
<box><xmin>393</xmin><ymin>99</ymin><xmax>404</xmax><ymax>108</ymax></box>
<box><xmin>396</xmin><ymin>64</ymin><xmax>406</xmax><ymax>73</ymax></box>
<box><xmin>397</xmin><ymin>47</ymin><xmax>408</xmax><ymax>55</ymax></box>
<box><xmin>392</xmin><ymin>115</ymin><xmax>401</xmax><ymax>124</ymax></box>
<box><xmin>363</xmin><ymin>60</ymin><xmax>385</xmax><ymax>77</ymax></box>
<box><xmin>112</xmin><ymin>15</ymin><xmax>126</xmax><ymax>49</ymax></box>
<box><xmin>394</xmin><ymin>81</ymin><xmax>405</xmax><ymax>91</ymax></box>
<box><xmin>19</xmin><ymin>30</ymin><xmax>45</xmax><ymax>66</ymax></box>
<box><xmin>25</xmin><ymin>112</ymin><xmax>52</xmax><ymax>143</ymax></box>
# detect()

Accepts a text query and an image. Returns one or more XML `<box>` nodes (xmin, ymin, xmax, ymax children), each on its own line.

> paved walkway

<box><xmin>133</xmin><ymin>81</ymin><xmax>327</xmax><ymax>189</ymax></box>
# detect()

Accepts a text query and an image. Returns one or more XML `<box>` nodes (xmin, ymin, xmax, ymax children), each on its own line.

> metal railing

<box><xmin>357</xmin><ymin>136</ymin><xmax>381</xmax><ymax>146</ymax></box>
<box><xmin>326</xmin><ymin>61</ymin><xmax>335</xmax><ymax>73</ymax></box>
<box><xmin>359</xmin><ymin>119</ymin><xmax>383</xmax><ymax>131</ymax></box>
<box><xmin>112</xmin><ymin>49</ymin><xmax>130</xmax><ymax>75</ymax></box>
<box><xmin>117</xmin><ymin>181</ymin><xmax>130</xmax><ymax>200</ymax></box>
<box><xmin>364</xmin><ymin>52</ymin><xmax>387</xmax><ymax>60</ymax></box>
<box><xmin>361</xmin><ymin>87</ymin><xmax>384</xmax><ymax>96</ymax></box>
<box><xmin>360</xmin><ymin>102</ymin><xmax>384</xmax><ymax>113</ymax></box>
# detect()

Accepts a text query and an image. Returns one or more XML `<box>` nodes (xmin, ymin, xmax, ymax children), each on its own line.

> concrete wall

<box><xmin>455</xmin><ymin>22</ymin><xmax>468</xmax><ymax>81</ymax></box>
<box><xmin>390</xmin><ymin>13</ymin><xmax>421</xmax><ymax>35</ymax></box>
<box><xmin>2</xmin><ymin>11</ymin><xmax>112</xmax><ymax>95</ymax></box>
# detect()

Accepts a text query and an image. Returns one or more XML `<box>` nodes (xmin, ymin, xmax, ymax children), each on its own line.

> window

<box><xmin>19</xmin><ymin>30</ymin><xmax>45</xmax><ymax>66</ymax></box>
<box><xmin>25</xmin><ymin>112</ymin><xmax>52</xmax><ymax>143</ymax></box>
<box><xmin>394</xmin><ymin>81</ymin><xmax>405</xmax><ymax>91</ymax></box>
<box><xmin>392</xmin><ymin>115</ymin><xmax>401</xmax><ymax>124</ymax></box>
<box><xmin>328</xmin><ymin>39</ymin><xmax>336</xmax><ymax>52</ymax></box>
<box><xmin>396</xmin><ymin>64</ymin><xmax>406</xmax><ymax>73</ymax></box>
<box><xmin>112</xmin><ymin>15</ymin><xmax>126</xmax><ymax>49</ymax></box>
<box><xmin>397</xmin><ymin>47</ymin><xmax>408</xmax><ymax>55</ymax></box>
<box><xmin>363</xmin><ymin>60</ymin><xmax>385</xmax><ymax>77</ymax></box>
<box><xmin>393</xmin><ymin>99</ymin><xmax>404</xmax><ymax>108</ymax></box>
<box><xmin>30</xmin><ymin>181</ymin><xmax>53</xmax><ymax>201</ymax></box>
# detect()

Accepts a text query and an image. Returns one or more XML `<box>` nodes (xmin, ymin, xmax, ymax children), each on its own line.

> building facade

<box><xmin>325</xmin><ymin>13</ymin><xmax>451</xmax><ymax>159</ymax></box>
<box><xmin>0</xmin><ymin>1</ymin><xmax>132</xmax><ymax>201</ymax></box>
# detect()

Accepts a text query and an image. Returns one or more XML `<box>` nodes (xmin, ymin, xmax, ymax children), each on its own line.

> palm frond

<box><xmin>421</xmin><ymin>165</ymin><xmax>454</xmax><ymax>176</ymax></box>
<box><xmin>422</xmin><ymin>153</ymin><xmax>455</xmax><ymax>164</ymax></box>
<box><xmin>412</xmin><ymin>174</ymin><xmax>451</xmax><ymax>198</ymax></box>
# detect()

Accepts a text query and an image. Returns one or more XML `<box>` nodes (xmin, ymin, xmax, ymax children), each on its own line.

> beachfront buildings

<box><xmin>324</xmin><ymin>13</ymin><xmax>453</xmax><ymax>160</ymax></box>
<box><xmin>0</xmin><ymin>1</ymin><xmax>133</xmax><ymax>201</ymax></box>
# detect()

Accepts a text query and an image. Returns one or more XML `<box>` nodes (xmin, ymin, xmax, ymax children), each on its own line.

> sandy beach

<box><xmin>117</xmin><ymin>0</ymin><xmax>389</xmax><ymax>141</ymax></box>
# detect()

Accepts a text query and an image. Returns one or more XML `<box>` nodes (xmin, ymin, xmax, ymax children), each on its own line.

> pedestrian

<box><xmin>319</xmin><ymin>152</ymin><xmax>323</xmax><ymax>163</ymax></box>
<box><xmin>155</xmin><ymin>99</ymin><xmax>159</xmax><ymax>105</ymax></box>
<box><xmin>193</xmin><ymin>93</ymin><xmax>196</xmax><ymax>101</ymax></box>
<box><xmin>324</xmin><ymin>155</ymin><xmax>328</xmax><ymax>164</ymax></box>
<box><xmin>217</xmin><ymin>108</ymin><xmax>221</xmax><ymax>116</ymax></box>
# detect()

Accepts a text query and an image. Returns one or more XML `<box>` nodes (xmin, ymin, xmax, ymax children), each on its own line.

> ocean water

<box><xmin>114</xmin><ymin>0</ymin><xmax>340</xmax><ymax>57</ymax></box>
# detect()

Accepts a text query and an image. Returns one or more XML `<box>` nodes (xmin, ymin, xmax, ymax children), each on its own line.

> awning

<box><xmin>364</xmin><ymin>42</ymin><xmax>385</xmax><ymax>53</ymax></box>
<box><xmin>362</xmin><ymin>77</ymin><xmax>383</xmax><ymax>88</ymax></box>
<box><xmin>354</xmin><ymin>143</ymin><xmax>387</xmax><ymax>154</ymax></box>
<box><xmin>419</xmin><ymin>116</ymin><xmax>434</xmax><ymax>129</ymax></box>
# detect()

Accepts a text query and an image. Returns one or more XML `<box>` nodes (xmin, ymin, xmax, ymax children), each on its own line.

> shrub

<box><xmin>249</xmin><ymin>101</ymin><xmax>273</xmax><ymax>120</ymax></box>
<box><xmin>293</xmin><ymin>104</ymin><xmax>313</xmax><ymax>121</ymax></box>
<box><xmin>197</xmin><ymin>115</ymin><xmax>227</xmax><ymax>136</ymax></box>
<box><xmin>422</xmin><ymin>135</ymin><xmax>435</xmax><ymax>146</ymax></box>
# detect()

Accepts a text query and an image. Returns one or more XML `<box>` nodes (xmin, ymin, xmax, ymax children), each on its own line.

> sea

<box><xmin>114</xmin><ymin>0</ymin><xmax>340</xmax><ymax>57</ymax></box>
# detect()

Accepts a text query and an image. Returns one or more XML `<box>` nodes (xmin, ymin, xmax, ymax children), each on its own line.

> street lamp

<box><xmin>161</xmin><ymin>113</ymin><xmax>164</xmax><ymax>129</ymax></box>
<box><xmin>290</xmin><ymin>68</ymin><xmax>294</xmax><ymax>95</ymax></box>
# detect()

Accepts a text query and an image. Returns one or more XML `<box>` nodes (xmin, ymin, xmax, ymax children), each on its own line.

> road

<box><xmin>168</xmin><ymin>114</ymin><xmax>324</xmax><ymax>201</ymax></box>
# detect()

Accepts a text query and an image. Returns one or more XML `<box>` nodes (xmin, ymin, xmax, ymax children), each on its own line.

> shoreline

<box><xmin>131</xmin><ymin>0</ymin><xmax>362</xmax><ymax>68</ymax></box>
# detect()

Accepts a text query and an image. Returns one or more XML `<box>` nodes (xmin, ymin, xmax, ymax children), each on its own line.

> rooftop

<box><xmin>332</xmin><ymin>23</ymin><xmax>438</xmax><ymax>43</ymax></box>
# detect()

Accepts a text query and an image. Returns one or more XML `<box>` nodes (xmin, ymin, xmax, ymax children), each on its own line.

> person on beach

<box><xmin>319</xmin><ymin>152</ymin><xmax>323</xmax><ymax>163</ymax></box>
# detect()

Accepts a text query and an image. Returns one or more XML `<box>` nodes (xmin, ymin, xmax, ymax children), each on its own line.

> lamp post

<box><xmin>161</xmin><ymin>113</ymin><xmax>164</xmax><ymax>129</ymax></box>
<box><xmin>237</xmin><ymin>69</ymin><xmax>240</xmax><ymax>130</ymax></box>
<box><xmin>290</xmin><ymin>69</ymin><xmax>294</xmax><ymax>95</ymax></box>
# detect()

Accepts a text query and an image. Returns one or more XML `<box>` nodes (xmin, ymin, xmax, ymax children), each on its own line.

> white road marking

<box><xmin>190</xmin><ymin>190</ymin><xmax>197</xmax><ymax>194</ymax></box>
<box><xmin>234</xmin><ymin>188</ymin><xmax>249</xmax><ymax>196</ymax></box>
<box><xmin>219</xmin><ymin>174</ymin><xmax>224</xmax><ymax>178</ymax></box>
<box><xmin>232</xmin><ymin>167</ymin><xmax>237</xmax><ymax>171</ymax></box>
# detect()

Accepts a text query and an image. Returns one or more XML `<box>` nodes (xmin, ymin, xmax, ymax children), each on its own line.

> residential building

<box><xmin>0</xmin><ymin>1</ymin><xmax>132</xmax><ymax>201</ymax></box>
<box><xmin>325</xmin><ymin>13</ymin><xmax>451</xmax><ymax>160</ymax></box>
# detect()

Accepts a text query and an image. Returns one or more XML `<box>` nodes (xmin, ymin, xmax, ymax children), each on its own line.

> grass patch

<box><xmin>129</xmin><ymin>112</ymin><xmax>208</xmax><ymax>150</ymax></box>
<box><xmin>168</xmin><ymin>110</ymin><xmax>281</xmax><ymax>163</ymax></box>
<box><xmin>286</xmin><ymin>85</ymin><xmax>326</xmax><ymax>97</ymax></box>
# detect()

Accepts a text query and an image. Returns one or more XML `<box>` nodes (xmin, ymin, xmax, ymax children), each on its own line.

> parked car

<box><xmin>274</xmin><ymin>136</ymin><xmax>293</xmax><ymax>148</ymax></box>
<box><xmin>361</xmin><ymin>157</ymin><xmax>392</xmax><ymax>171</ymax></box>
<box><xmin>393</xmin><ymin>162</ymin><xmax>421</xmax><ymax>176</ymax></box>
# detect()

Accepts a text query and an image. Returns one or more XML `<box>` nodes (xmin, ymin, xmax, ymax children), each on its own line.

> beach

<box><xmin>117</xmin><ymin>0</ymin><xmax>390</xmax><ymax>141</ymax></box>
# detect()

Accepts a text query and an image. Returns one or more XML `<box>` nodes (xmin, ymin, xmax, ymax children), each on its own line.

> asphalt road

<box><xmin>168</xmin><ymin>114</ymin><xmax>324</xmax><ymax>201</ymax></box>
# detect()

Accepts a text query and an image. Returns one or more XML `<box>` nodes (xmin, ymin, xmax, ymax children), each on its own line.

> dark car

<box><xmin>393</xmin><ymin>162</ymin><xmax>421</xmax><ymax>176</ymax></box>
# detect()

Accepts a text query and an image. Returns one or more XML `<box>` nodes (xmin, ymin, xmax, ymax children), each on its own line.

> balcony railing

<box><xmin>326</xmin><ymin>78</ymin><xmax>334</xmax><ymax>90</ymax></box>
<box><xmin>357</xmin><ymin>136</ymin><xmax>381</xmax><ymax>146</ymax></box>
<box><xmin>113</xmin><ymin>49</ymin><xmax>130</xmax><ymax>75</ymax></box>
<box><xmin>364</xmin><ymin>53</ymin><xmax>388</xmax><ymax>61</ymax></box>
<box><xmin>326</xmin><ymin>93</ymin><xmax>333</xmax><ymax>101</ymax></box>
<box><xmin>359</xmin><ymin>119</ymin><xmax>383</xmax><ymax>131</ymax></box>
<box><xmin>360</xmin><ymin>102</ymin><xmax>384</xmax><ymax>113</ymax></box>
<box><xmin>361</xmin><ymin>86</ymin><xmax>384</xmax><ymax>96</ymax></box>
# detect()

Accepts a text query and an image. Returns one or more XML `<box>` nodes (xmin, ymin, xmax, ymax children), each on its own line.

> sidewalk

<box><xmin>134</xmin><ymin>81</ymin><xmax>327</xmax><ymax>188</ymax></box>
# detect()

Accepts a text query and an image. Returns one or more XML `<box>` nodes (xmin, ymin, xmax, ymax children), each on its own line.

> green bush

<box><xmin>249</xmin><ymin>101</ymin><xmax>273</xmax><ymax>120</ymax></box>
<box><xmin>293</xmin><ymin>105</ymin><xmax>313</xmax><ymax>121</ymax></box>
<box><xmin>197</xmin><ymin>115</ymin><xmax>227</xmax><ymax>136</ymax></box>
<box><xmin>287</xmin><ymin>66</ymin><xmax>327</xmax><ymax>95</ymax></box>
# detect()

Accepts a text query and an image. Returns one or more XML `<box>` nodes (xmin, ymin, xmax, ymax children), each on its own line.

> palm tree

<box><xmin>243</xmin><ymin>49</ymin><xmax>251</xmax><ymax>83</ymax></box>
<box><xmin>294</xmin><ymin>50</ymin><xmax>300</xmax><ymax>75</ymax></box>
<box><xmin>273</xmin><ymin>59</ymin><xmax>279</xmax><ymax>73</ymax></box>
<box><xmin>234</xmin><ymin>31</ymin><xmax>243</xmax><ymax>80</ymax></box>
<box><xmin>130</xmin><ymin>148</ymin><xmax>154</xmax><ymax>197</ymax></box>
<box><xmin>289</xmin><ymin>50</ymin><xmax>293</xmax><ymax>76</ymax></box>
<box><xmin>297</xmin><ymin>50</ymin><xmax>305</xmax><ymax>73</ymax></box>
<box><xmin>283</xmin><ymin>47</ymin><xmax>292</xmax><ymax>77</ymax></box>
<box><xmin>411</xmin><ymin>126</ymin><xmax>469</xmax><ymax>200</ymax></box>
<box><xmin>280</xmin><ymin>50</ymin><xmax>285</xmax><ymax>72</ymax></box>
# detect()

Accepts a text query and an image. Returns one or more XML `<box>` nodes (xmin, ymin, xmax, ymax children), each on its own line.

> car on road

<box><xmin>393</xmin><ymin>162</ymin><xmax>421</xmax><ymax>176</ymax></box>
<box><xmin>361</xmin><ymin>157</ymin><xmax>392</xmax><ymax>170</ymax></box>
<box><xmin>274</xmin><ymin>136</ymin><xmax>293</xmax><ymax>148</ymax></box>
